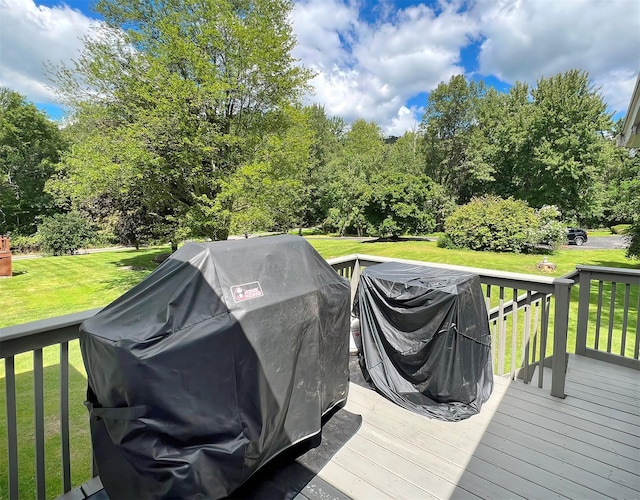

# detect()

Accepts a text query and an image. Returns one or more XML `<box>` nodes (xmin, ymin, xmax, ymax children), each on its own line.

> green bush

<box><xmin>532</xmin><ymin>205</ymin><xmax>566</xmax><ymax>250</ymax></box>
<box><xmin>444</xmin><ymin>196</ymin><xmax>539</xmax><ymax>253</ymax></box>
<box><xmin>611</xmin><ymin>224</ymin><xmax>631</xmax><ymax>235</ymax></box>
<box><xmin>437</xmin><ymin>234</ymin><xmax>459</xmax><ymax>249</ymax></box>
<box><xmin>626</xmin><ymin>222</ymin><xmax>640</xmax><ymax>260</ymax></box>
<box><xmin>37</xmin><ymin>211</ymin><xmax>96</xmax><ymax>256</ymax></box>
<box><xmin>6</xmin><ymin>234</ymin><xmax>41</xmax><ymax>254</ymax></box>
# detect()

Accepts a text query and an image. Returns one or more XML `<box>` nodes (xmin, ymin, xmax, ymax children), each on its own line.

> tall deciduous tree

<box><xmin>420</xmin><ymin>75</ymin><xmax>493</xmax><ymax>202</ymax></box>
<box><xmin>224</xmin><ymin>106</ymin><xmax>315</xmax><ymax>236</ymax></box>
<box><xmin>0</xmin><ymin>88</ymin><xmax>66</xmax><ymax>234</ymax></box>
<box><xmin>50</xmin><ymin>0</ymin><xmax>311</xmax><ymax>246</ymax></box>
<box><xmin>523</xmin><ymin>70</ymin><xmax>612</xmax><ymax>220</ymax></box>
<box><xmin>472</xmin><ymin>70</ymin><xmax>613</xmax><ymax>223</ymax></box>
<box><xmin>321</xmin><ymin>119</ymin><xmax>385</xmax><ymax>236</ymax></box>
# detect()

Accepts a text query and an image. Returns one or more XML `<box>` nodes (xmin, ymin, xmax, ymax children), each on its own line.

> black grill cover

<box><xmin>353</xmin><ymin>262</ymin><xmax>493</xmax><ymax>421</ymax></box>
<box><xmin>80</xmin><ymin>235</ymin><xmax>351</xmax><ymax>499</ymax></box>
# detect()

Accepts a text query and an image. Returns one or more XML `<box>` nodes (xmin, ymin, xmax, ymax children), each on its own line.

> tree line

<box><xmin>0</xmin><ymin>0</ymin><xmax>638</xmax><ymax>257</ymax></box>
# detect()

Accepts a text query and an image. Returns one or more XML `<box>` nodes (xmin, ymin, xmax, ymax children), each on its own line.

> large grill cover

<box><xmin>80</xmin><ymin>235</ymin><xmax>351</xmax><ymax>499</ymax></box>
<box><xmin>353</xmin><ymin>262</ymin><xmax>493</xmax><ymax>421</ymax></box>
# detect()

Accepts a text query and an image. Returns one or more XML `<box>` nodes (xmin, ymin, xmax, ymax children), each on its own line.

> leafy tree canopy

<box><xmin>49</xmin><ymin>0</ymin><xmax>312</xmax><ymax>245</ymax></box>
<box><xmin>473</xmin><ymin>70</ymin><xmax>613</xmax><ymax>222</ymax></box>
<box><xmin>0</xmin><ymin>88</ymin><xmax>66</xmax><ymax>234</ymax></box>
<box><xmin>420</xmin><ymin>75</ymin><xmax>493</xmax><ymax>202</ymax></box>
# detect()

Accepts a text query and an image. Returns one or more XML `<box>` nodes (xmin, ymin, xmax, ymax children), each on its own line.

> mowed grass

<box><xmin>308</xmin><ymin>236</ymin><xmax>639</xmax><ymax>276</ymax></box>
<box><xmin>0</xmin><ymin>238</ymin><xmax>637</xmax><ymax>498</ymax></box>
<box><xmin>1</xmin><ymin>247</ymin><xmax>171</xmax><ymax>328</ymax></box>
<box><xmin>1</xmin><ymin>247</ymin><xmax>171</xmax><ymax>499</ymax></box>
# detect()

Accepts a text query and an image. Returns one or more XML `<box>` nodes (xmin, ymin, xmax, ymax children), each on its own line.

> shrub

<box><xmin>444</xmin><ymin>196</ymin><xmax>539</xmax><ymax>253</ymax></box>
<box><xmin>37</xmin><ymin>211</ymin><xmax>96</xmax><ymax>256</ymax></box>
<box><xmin>6</xmin><ymin>234</ymin><xmax>41</xmax><ymax>254</ymax></box>
<box><xmin>611</xmin><ymin>224</ymin><xmax>631</xmax><ymax>235</ymax></box>
<box><xmin>626</xmin><ymin>222</ymin><xmax>640</xmax><ymax>260</ymax></box>
<box><xmin>531</xmin><ymin>205</ymin><xmax>566</xmax><ymax>250</ymax></box>
<box><xmin>437</xmin><ymin>234</ymin><xmax>459</xmax><ymax>249</ymax></box>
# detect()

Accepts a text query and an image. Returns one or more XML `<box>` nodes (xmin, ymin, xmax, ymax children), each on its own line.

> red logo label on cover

<box><xmin>231</xmin><ymin>282</ymin><xmax>264</xmax><ymax>303</ymax></box>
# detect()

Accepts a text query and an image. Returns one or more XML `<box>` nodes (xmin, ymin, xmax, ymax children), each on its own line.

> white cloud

<box><xmin>472</xmin><ymin>0</ymin><xmax>640</xmax><ymax>113</ymax></box>
<box><xmin>4</xmin><ymin>0</ymin><xmax>636</xmax><ymax>133</ymax></box>
<box><xmin>293</xmin><ymin>0</ymin><xmax>477</xmax><ymax>135</ymax></box>
<box><xmin>385</xmin><ymin>105</ymin><xmax>422</xmax><ymax>137</ymax></box>
<box><xmin>0</xmin><ymin>0</ymin><xmax>98</xmax><ymax>104</ymax></box>
<box><xmin>597</xmin><ymin>69</ymin><xmax>638</xmax><ymax>116</ymax></box>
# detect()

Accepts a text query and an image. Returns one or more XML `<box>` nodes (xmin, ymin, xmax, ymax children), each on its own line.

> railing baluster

<box><xmin>61</xmin><ymin>342</ymin><xmax>72</xmax><ymax>493</ymax></box>
<box><xmin>620</xmin><ymin>284</ymin><xmax>630</xmax><ymax>357</ymax></box>
<box><xmin>350</xmin><ymin>260</ymin><xmax>361</xmax><ymax>306</ymax></box>
<box><xmin>522</xmin><ymin>291</ymin><xmax>532</xmax><ymax>383</ymax></box>
<box><xmin>635</xmin><ymin>288</ymin><xmax>640</xmax><ymax>360</ymax></box>
<box><xmin>34</xmin><ymin>348</ymin><xmax>46</xmax><ymax>500</ymax></box>
<box><xmin>607</xmin><ymin>282</ymin><xmax>617</xmax><ymax>353</ymax></box>
<box><xmin>498</xmin><ymin>287</ymin><xmax>505</xmax><ymax>376</ymax></box>
<box><xmin>551</xmin><ymin>281</ymin><xmax>571</xmax><ymax>398</ymax></box>
<box><xmin>575</xmin><ymin>269</ymin><xmax>591</xmax><ymax>355</ymax></box>
<box><xmin>510</xmin><ymin>288</ymin><xmax>517</xmax><ymax>380</ymax></box>
<box><xmin>594</xmin><ymin>281</ymin><xmax>604</xmax><ymax>350</ymax></box>
<box><xmin>538</xmin><ymin>295</ymin><xmax>550</xmax><ymax>388</ymax></box>
<box><xmin>532</xmin><ymin>299</ymin><xmax>540</xmax><ymax>365</ymax></box>
<box><xmin>5</xmin><ymin>355</ymin><xmax>19</xmax><ymax>500</ymax></box>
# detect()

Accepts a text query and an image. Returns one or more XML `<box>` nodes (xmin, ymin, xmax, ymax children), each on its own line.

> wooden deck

<box><xmin>317</xmin><ymin>355</ymin><xmax>640</xmax><ymax>499</ymax></box>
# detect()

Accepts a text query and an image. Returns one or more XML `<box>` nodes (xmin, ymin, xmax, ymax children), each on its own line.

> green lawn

<box><xmin>2</xmin><ymin>238</ymin><xmax>637</xmax><ymax>328</ymax></box>
<box><xmin>0</xmin><ymin>238</ymin><xmax>637</xmax><ymax>498</ymax></box>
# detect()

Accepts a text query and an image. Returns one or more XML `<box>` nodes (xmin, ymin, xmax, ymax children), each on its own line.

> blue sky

<box><xmin>1</xmin><ymin>0</ymin><xmax>638</xmax><ymax>135</ymax></box>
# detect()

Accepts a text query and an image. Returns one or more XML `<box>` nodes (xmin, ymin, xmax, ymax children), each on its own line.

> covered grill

<box><xmin>80</xmin><ymin>235</ymin><xmax>351</xmax><ymax>498</ymax></box>
<box><xmin>353</xmin><ymin>261</ymin><xmax>493</xmax><ymax>421</ymax></box>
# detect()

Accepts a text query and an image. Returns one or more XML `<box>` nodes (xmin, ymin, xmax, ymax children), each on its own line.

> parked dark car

<box><xmin>567</xmin><ymin>227</ymin><xmax>588</xmax><ymax>246</ymax></box>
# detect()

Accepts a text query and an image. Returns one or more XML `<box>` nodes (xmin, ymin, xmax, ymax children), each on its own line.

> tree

<box><xmin>386</xmin><ymin>130</ymin><xmax>423</xmax><ymax>176</ymax></box>
<box><xmin>363</xmin><ymin>172</ymin><xmax>437</xmax><ymax>237</ymax></box>
<box><xmin>420</xmin><ymin>75</ymin><xmax>493</xmax><ymax>202</ymax></box>
<box><xmin>601</xmin><ymin>139</ymin><xmax>640</xmax><ymax>226</ymax></box>
<box><xmin>474</xmin><ymin>83</ymin><xmax>533</xmax><ymax>200</ymax></box>
<box><xmin>524</xmin><ymin>70</ymin><xmax>612</xmax><ymax>221</ymax></box>
<box><xmin>0</xmin><ymin>88</ymin><xmax>66</xmax><ymax>234</ymax></box>
<box><xmin>50</xmin><ymin>0</ymin><xmax>311</xmax><ymax>246</ymax></box>
<box><xmin>303</xmin><ymin>105</ymin><xmax>345</xmax><ymax>228</ymax></box>
<box><xmin>602</xmin><ymin>140</ymin><xmax>640</xmax><ymax>259</ymax></box>
<box><xmin>321</xmin><ymin>119</ymin><xmax>385</xmax><ymax>236</ymax></box>
<box><xmin>224</xmin><ymin>106</ymin><xmax>314</xmax><ymax>236</ymax></box>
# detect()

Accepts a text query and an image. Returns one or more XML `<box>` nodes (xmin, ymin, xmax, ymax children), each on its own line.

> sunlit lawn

<box><xmin>0</xmin><ymin>238</ymin><xmax>637</xmax><ymax>498</ymax></box>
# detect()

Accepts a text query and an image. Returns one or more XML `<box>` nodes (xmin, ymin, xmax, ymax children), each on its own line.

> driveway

<box><xmin>563</xmin><ymin>235</ymin><xmax>627</xmax><ymax>250</ymax></box>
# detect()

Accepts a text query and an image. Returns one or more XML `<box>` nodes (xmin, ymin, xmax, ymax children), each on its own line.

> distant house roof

<box><xmin>618</xmin><ymin>71</ymin><xmax>640</xmax><ymax>148</ymax></box>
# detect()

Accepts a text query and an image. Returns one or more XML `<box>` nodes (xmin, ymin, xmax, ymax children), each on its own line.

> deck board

<box><xmin>318</xmin><ymin>354</ymin><xmax>640</xmax><ymax>499</ymax></box>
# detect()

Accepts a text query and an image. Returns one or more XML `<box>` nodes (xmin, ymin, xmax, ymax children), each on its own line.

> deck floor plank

<box><xmin>494</xmin><ymin>374</ymin><xmax>640</xmax><ymax>434</ymax></box>
<box><xmin>315</xmin><ymin>461</ymin><xmax>395</xmax><ymax>500</ymax></box>
<box><xmin>318</xmin><ymin>355</ymin><xmax>640</xmax><ymax>499</ymax></box>
<box><xmin>353</xmin><ymin>421</ymin><xmax>523</xmax><ymax>500</ymax></box>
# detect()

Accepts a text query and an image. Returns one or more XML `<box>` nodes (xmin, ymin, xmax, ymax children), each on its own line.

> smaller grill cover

<box><xmin>80</xmin><ymin>235</ymin><xmax>350</xmax><ymax>499</ymax></box>
<box><xmin>353</xmin><ymin>262</ymin><xmax>493</xmax><ymax>421</ymax></box>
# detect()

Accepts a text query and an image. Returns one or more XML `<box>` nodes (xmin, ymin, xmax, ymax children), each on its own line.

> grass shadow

<box><xmin>586</xmin><ymin>260</ymin><xmax>640</xmax><ymax>270</ymax></box>
<box><xmin>363</xmin><ymin>236</ymin><xmax>435</xmax><ymax>243</ymax></box>
<box><xmin>99</xmin><ymin>249</ymin><xmax>171</xmax><ymax>292</ymax></box>
<box><xmin>108</xmin><ymin>249</ymin><xmax>171</xmax><ymax>271</ymax></box>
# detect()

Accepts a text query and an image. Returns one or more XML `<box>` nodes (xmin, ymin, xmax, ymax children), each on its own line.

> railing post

<box><xmin>575</xmin><ymin>268</ymin><xmax>591</xmax><ymax>355</ymax></box>
<box><xmin>551</xmin><ymin>280</ymin><xmax>571</xmax><ymax>398</ymax></box>
<box><xmin>350</xmin><ymin>259</ymin><xmax>361</xmax><ymax>307</ymax></box>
